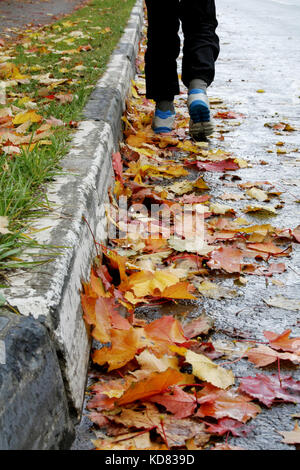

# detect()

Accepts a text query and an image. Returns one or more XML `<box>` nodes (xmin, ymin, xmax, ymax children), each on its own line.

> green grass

<box><xmin>0</xmin><ymin>0</ymin><xmax>136</xmax><ymax>277</ymax></box>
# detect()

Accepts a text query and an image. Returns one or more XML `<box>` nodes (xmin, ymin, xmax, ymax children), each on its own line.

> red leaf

<box><xmin>207</xmin><ymin>247</ymin><xmax>243</xmax><ymax>273</ymax></box>
<box><xmin>144</xmin><ymin>315</ymin><xmax>187</xmax><ymax>344</ymax></box>
<box><xmin>96</xmin><ymin>265</ymin><xmax>113</xmax><ymax>292</ymax></box>
<box><xmin>149</xmin><ymin>385</ymin><xmax>197</xmax><ymax>418</ymax></box>
<box><xmin>196</xmin><ymin>384</ymin><xmax>261</xmax><ymax>423</ymax></box>
<box><xmin>176</xmin><ymin>194</ymin><xmax>211</xmax><ymax>204</ymax></box>
<box><xmin>247</xmin><ymin>242</ymin><xmax>287</xmax><ymax>256</ymax></box>
<box><xmin>183</xmin><ymin>315</ymin><xmax>213</xmax><ymax>338</ymax></box>
<box><xmin>112</xmin><ymin>152</ymin><xmax>124</xmax><ymax>183</ymax></box>
<box><xmin>239</xmin><ymin>373</ymin><xmax>300</xmax><ymax>407</ymax></box>
<box><xmin>264</xmin><ymin>329</ymin><xmax>300</xmax><ymax>354</ymax></box>
<box><xmin>193</xmin><ymin>159</ymin><xmax>240</xmax><ymax>172</ymax></box>
<box><xmin>205</xmin><ymin>418</ymin><xmax>251</xmax><ymax>437</ymax></box>
<box><xmin>246</xmin><ymin>344</ymin><xmax>300</xmax><ymax>367</ymax></box>
<box><xmin>292</xmin><ymin>225</ymin><xmax>300</xmax><ymax>243</ymax></box>
<box><xmin>214</xmin><ymin>111</ymin><xmax>245</xmax><ymax>119</ymax></box>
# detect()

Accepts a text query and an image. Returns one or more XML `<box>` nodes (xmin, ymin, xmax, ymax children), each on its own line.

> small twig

<box><xmin>277</xmin><ymin>357</ymin><xmax>282</xmax><ymax>387</ymax></box>
<box><xmin>160</xmin><ymin>417</ymin><xmax>169</xmax><ymax>449</ymax></box>
<box><xmin>82</xmin><ymin>216</ymin><xmax>99</xmax><ymax>257</ymax></box>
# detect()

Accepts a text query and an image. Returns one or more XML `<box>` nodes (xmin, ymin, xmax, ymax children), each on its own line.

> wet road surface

<box><xmin>0</xmin><ymin>0</ymin><xmax>86</xmax><ymax>39</ymax></box>
<box><xmin>72</xmin><ymin>0</ymin><xmax>300</xmax><ymax>450</ymax></box>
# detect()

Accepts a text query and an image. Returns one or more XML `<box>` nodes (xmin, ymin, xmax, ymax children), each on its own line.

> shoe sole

<box><xmin>189</xmin><ymin>121</ymin><xmax>215</xmax><ymax>140</ymax></box>
<box><xmin>189</xmin><ymin>100</ymin><xmax>210</xmax><ymax>123</ymax></box>
<box><xmin>153</xmin><ymin>126</ymin><xmax>172</xmax><ymax>134</ymax></box>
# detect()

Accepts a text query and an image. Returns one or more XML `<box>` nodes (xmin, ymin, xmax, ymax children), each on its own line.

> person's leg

<box><xmin>180</xmin><ymin>0</ymin><xmax>219</xmax><ymax>138</ymax></box>
<box><xmin>145</xmin><ymin>0</ymin><xmax>181</xmax><ymax>102</ymax></box>
<box><xmin>180</xmin><ymin>0</ymin><xmax>219</xmax><ymax>88</ymax></box>
<box><xmin>145</xmin><ymin>0</ymin><xmax>181</xmax><ymax>133</ymax></box>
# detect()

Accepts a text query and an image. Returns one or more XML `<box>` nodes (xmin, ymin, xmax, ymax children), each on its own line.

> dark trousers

<box><xmin>145</xmin><ymin>0</ymin><xmax>220</xmax><ymax>101</ymax></box>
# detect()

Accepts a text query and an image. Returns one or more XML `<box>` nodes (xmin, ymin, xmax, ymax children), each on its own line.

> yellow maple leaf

<box><xmin>13</xmin><ymin>110</ymin><xmax>42</xmax><ymax>125</ymax></box>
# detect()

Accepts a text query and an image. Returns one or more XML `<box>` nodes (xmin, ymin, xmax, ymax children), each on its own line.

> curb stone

<box><xmin>0</xmin><ymin>310</ymin><xmax>74</xmax><ymax>450</ymax></box>
<box><xmin>0</xmin><ymin>0</ymin><xmax>143</xmax><ymax>449</ymax></box>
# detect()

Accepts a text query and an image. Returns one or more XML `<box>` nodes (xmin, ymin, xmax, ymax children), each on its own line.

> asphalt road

<box><xmin>4</xmin><ymin>0</ymin><xmax>296</xmax><ymax>451</ymax></box>
<box><xmin>0</xmin><ymin>0</ymin><xmax>86</xmax><ymax>38</ymax></box>
<box><xmin>73</xmin><ymin>0</ymin><xmax>300</xmax><ymax>450</ymax></box>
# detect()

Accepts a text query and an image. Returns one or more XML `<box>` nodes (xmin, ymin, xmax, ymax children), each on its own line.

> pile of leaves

<box><xmin>82</xmin><ymin>250</ymin><xmax>300</xmax><ymax>449</ymax></box>
<box><xmin>81</xmin><ymin>27</ymin><xmax>300</xmax><ymax>450</ymax></box>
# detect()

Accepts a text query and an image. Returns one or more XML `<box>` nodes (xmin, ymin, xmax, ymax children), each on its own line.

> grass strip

<box><xmin>0</xmin><ymin>0</ymin><xmax>136</xmax><ymax>275</ymax></box>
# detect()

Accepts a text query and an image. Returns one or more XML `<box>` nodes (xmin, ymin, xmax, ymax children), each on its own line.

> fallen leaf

<box><xmin>207</xmin><ymin>247</ymin><xmax>243</xmax><ymax>273</ymax></box>
<box><xmin>263</xmin><ymin>296</ymin><xmax>300</xmax><ymax>311</ymax></box>
<box><xmin>93</xmin><ymin>327</ymin><xmax>140</xmax><ymax>371</ymax></box>
<box><xmin>183</xmin><ymin>314</ymin><xmax>213</xmax><ymax>338</ymax></box>
<box><xmin>278</xmin><ymin>422</ymin><xmax>300</xmax><ymax>445</ymax></box>
<box><xmin>117</xmin><ymin>368</ymin><xmax>188</xmax><ymax>405</ymax></box>
<box><xmin>246</xmin><ymin>344</ymin><xmax>300</xmax><ymax>367</ymax></box>
<box><xmin>149</xmin><ymin>385</ymin><xmax>197</xmax><ymax>418</ymax></box>
<box><xmin>205</xmin><ymin>418</ymin><xmax>250</xmax><ymax>437</ymax></box>
<box><xmin>196</xmin><ymin>384</ymin><xmax>260</xmax><ymax>423</ymax></box>
<box><xmin>0</xmin><ymin>216</ymin><xmax>11</xmax><ymax>235</ymax></box>
<box><xmin>184</xmin><ymin>349</ymin><xmax>235</xmax><ymax>389</ymax></box>
<box><xmin>264</xmin><ymin>329</ymin><xmax>300</xmax><ymax>354</ymax></box>
<box><xmin>239</xmin><ymin>373</ymin><xmax>300</xmax><ymax>407</ymax></box>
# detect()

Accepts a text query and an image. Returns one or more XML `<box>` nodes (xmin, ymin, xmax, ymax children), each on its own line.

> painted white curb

<box><xmin>2</xmin><ymin>0</ymin><xmax>143</xmax><ymax>416</ymax></box>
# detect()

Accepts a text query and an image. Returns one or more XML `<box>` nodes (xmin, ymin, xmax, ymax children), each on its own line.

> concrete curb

<box><xmin>0</xmin><ymin>0</ymin><xmax>143</xmax><ymax>449</ymax></box>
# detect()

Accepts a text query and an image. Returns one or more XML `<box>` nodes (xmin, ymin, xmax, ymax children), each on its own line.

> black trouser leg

<box><xmin>144</xmin><ymin>0</ymin><xmax>219</xmax><ymax>100</ymax></box>
<box><xmin>145</xmin><ymin>0</ymin><xmax>181</xmax><ymax>101</ymax></box>
<box><xmin>180</xmin><ymin>0</ymin><xmax>219</xmax><ymax>87</ymax></box>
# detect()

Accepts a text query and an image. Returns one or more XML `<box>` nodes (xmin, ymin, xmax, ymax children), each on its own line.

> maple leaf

<box><xmin>239</xmin><ymin>373</ymin><xmax>300</xmax><ymax>407</ymax></box>
<box><xmin>149</xmin><ymin>385</ymin><xmax>197</xmax><ymax>419</ymax></box>
<box><xmin>13</xmin><ymin>110</ymin><xmax>42</xmax><ymax>125</ymax></box>
<box><xmin>112</xmin><ymin>151</ymin><xmax>124</xmax><ymax>183</ymax></box>
<box><xmin>211</xmin><ymin>443</ymin><xmax>245</xmax><ymax>450</ymax></box>
<box><xmin>172</xmin><ymin>347</ymin><xmax>235</xmax><ymax>389</ymax></box>
<box><xmin>96</xmin><ymin>265</ymin><xmax>113</xmax><ymax>292</ymax></box>
<box><xmin>183</xmin><ymin>314</ymin><xmax>213</xmax><ymax>338</ymax></box>
<box><xmin>263</xmin><ymin>296</ymin><xmax>300</xmax><ymax>311</ymax></box>
<box><xmin>93</xmin><ymin>327</ymin><xmax>139</xmax><ymax>371</ymax></box>
<box><xmin>176</xmin><ymin>194</ymin><xmax>210</xmax><ymax>204</ymax></box>
<box><xmin>246</xmin><ymin>187</ymin><xmax>269</xmax><ymax>202</ymax></box>
<box><xmin>93</xmin><ymin>431</ymin><xmax>152</xmax><ymax>450</ymax></box>
<box><xmin>245</xmin><ymin>262</ymin><xmax>286</xmax><ymax>277</ymax></box>
<box><xmin>263</xmin><ymin>330</ymin><xmax>300</xmax><ymax>354</ymax></box>
<box><xmin>111</xmin><ymin>402</ymin><xmax>208</xmax><ymax>448</ymax></box>
<box><xmin>0</xmin><ymin>62</ymin><xmax>28</xmax><ymax>80</ymax></box>
<box><xmin>188</xmin><ymin>159</ymin><xmax>240</xmax><ymax>172</ymax></box>
<box><xmin>278</xmin><ymin>422</ymin><xmax>300</xmax><ymax>445</ymax></box>
<box><xmin>117</xmin><ymin>368</ymin><xmax>186</xmax><ymax>406</ymax></box>
<box><xmin>87</xmin><ymin>392</ymin><xmax>115</xmax><ymax>411</ymax></box>
<box><xmin>81</xmin><ymin>295</ymin><xmax>110</xmax><ymax>343</ymax></box>
<box><xmin>195</xmin><ymin>280</ymin><xmax>238</xmax><ymax>299</ymax></box>
<box><xmin>87</xmin><ymin>376</ymin><xmax>137</xmax><ymax>411</ymax></box>
<box><xmin>292</xmin><ymin>226</ymin><xmax>300</xmax><ymax>243</ymax></box>
<box><xmin>214</xmin><ymin>111</ymin><xmax>245</xmax><ymax>119</ymax></box>
<box><xmin>144</xmin><ymin>316</ymin><xmax>187</xmax><ymax>344</ymax></box>
<box><xmin>207</xmin><ymin>247</ymin><xmax>243</xmax><ymax>273</ymax></box>
<box><xmin>136</xmin><ymin>349</ymin><xmax>178</xmax><ymax>373</ymax></box>
<box><xmin>162</xmin><ymin>281</ymin><xmax>196</xmax><ymax>300</ymax></box>
<box><xmin>247</xmin><ymin>242</ymin><xmax>287</xmax><ymax>256</ymax></box>
<box><xmin>89</xmin><ymin>269</ymin><xmax>111</xmax><ymax>298</ymax></box>
<box><xmin>196</xmin><ymin>384</ymin><xmax>261</xmax><ymax>423</ymax></box>
<box><xmin>205</xmin><ymin>418</ymin><xmax>250</xmax><ymax>437</ymax></box>
<box><xmin>246</xmin><ymin>344</ymin><xmax>300</xmax><ymax>367</ymax></box>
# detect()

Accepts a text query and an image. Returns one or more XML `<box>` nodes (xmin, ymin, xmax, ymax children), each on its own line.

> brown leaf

<box><xmin>278</xmin><ymin>422</ymin><xmax>300</xmax><ymax>445</ymax></box>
